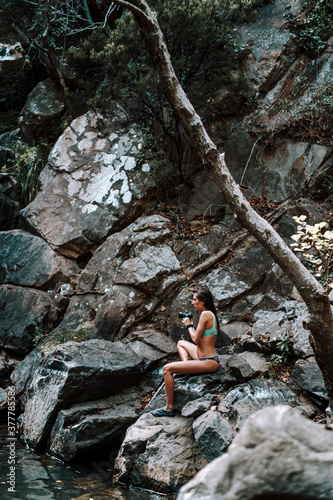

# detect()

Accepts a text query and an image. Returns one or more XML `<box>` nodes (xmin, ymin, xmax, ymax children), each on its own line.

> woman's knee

<box><xmin>163</xmin><ymin>363</ymin><xmax>173</xmax><ymax>376</ymax></box>
<box><xmin>177</xmin><ymin>340</ymin><xmax>184</xmax><ymax>351</ymax></box>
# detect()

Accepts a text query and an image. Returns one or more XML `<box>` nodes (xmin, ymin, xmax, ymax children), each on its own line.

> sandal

<box><xmin>152</xmin><ymin>408</ymin><xmax>176</xmax><ymax>417</ymax></box>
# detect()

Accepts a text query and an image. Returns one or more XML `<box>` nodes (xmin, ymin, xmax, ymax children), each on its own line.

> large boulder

<box><xmin>17</xmin><ymin>340</ymin><xmax>144</xmax><ymax>448</ymax></box>
<box><xmin>291</xmin><ymin>357</ymin><xmax>328</xmax><ymax>406</ymax></box>
<box><xmin>55</xmin><ymin>215</ymin><xmax>180</xmax><ymax>340</ymax></box>
<box><xmin>253</xmin><ymin>142</ymin><xmax>333</xmax><ymax>202</ymax></box>
<box><xmin>122</xmin><ymin>329</ymin><xmax>177</xmax><ymax>371</ymax></box>
<box><xmin>20</xmin><ymin>111</ymin><xmax>157</xmax><ymax>258</ymax></box>
<box><xmin>19</xmin><ymin>78</ymin><xmax>65</xmax><ymax>142</ymax></box>
<box><xmin>0</xmin><ymin>284</ymin><xmax>57</xmax><ymax>354</ymax></box>
<box><xmin>177</xmin><ymin>405</ymin><xmax>333</xmax><ymax>500</ymax></box>
<box><xmin>114</xmin><ymin>412</ymin><xmax>208</xmax><ymax>494</ymax></box>
<box><xmin>218</xmin><ymin>379</ymin><xmax>300</xmax><ymax>430</ymax></box>
<box><xmin>78</xmin><ymin>215</ymin><xmax>173</xmax><ymax>292</ymax></box>
<box><xmin>0</xmin><ymin>230</ymin><xmax>79</xmax><ymax>289</ymax></box>
<box><xmin>48</xmin><ymin>385</ymin><xmax>152</xmax><ymax>462</ymax></box>
<box><xmin>47</xmin><ymin>330</ymin><xmax>176</xmax><ymax>462</ymax></box>
<box><xmin>192</xmin><ymin>410</ymin><xmax>235</xmax><ymax>462</ymax></box>
<box><xmin>227</xmin><ymin>352</ymin><xmax>268</xmax><ymax>383</ymax></box>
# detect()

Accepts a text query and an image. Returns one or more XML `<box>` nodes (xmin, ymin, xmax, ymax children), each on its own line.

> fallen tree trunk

<box><xmin>111</xmin><ymin>0</ymin><xmax>333</xmax><ymax>414</ymax></box>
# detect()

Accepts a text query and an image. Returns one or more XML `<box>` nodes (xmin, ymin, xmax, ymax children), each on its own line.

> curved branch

<box><xmin>112</xmin><ymin>0</ymin><xmax>324</xmax><ymax>304</ymax></box>
<box><xmin>110</xmin><ymin>0</ymin><xmax>149</xmax><ymax>19</ymax></box>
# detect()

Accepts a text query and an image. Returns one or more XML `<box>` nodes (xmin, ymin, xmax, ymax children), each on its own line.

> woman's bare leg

<box><xmin>163</xmin><ymin>359</ymin><xmax>218</xmax><ymax>410</ymax></box>
<box><xmin>177</xmin><ymin>340</ymin><xmax>198</xmax><ymax>361</ymax></box>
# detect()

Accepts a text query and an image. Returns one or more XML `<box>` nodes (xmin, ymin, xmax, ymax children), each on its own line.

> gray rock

<box><xmin>20</xmin><ymin>111</ymin><xmax>157</xmax><ymax>258</ymax></box>
<box><xmin>262</xmin><ymin>142</ymin><xmax>333</xmax><ymax>203</ymax></box>
<box><xmin>123</xmin><ymin>329</ymin><xmax>176</xmax><ymax>371</ymax></box>
<box><xmin>228</xmin><ymin>240</ymin><xmax>274</xmax><ymax>287</ymax></box>
<box><xmin>0</xmin><ymin>172</ymin><xmax>21</xmax><ymax>230</ymax></box>
<box><xmin>238</xmin><ymin>335</ymin><xmax>264</xmax><ymax>354</ymax></box>
<box><xmin>11</xmin><ymin>347</ymin><xmax>43</xmax><ymax>398</ymax></box>
<box><xmin>114</xmin><ymin>412</ymin><xmax>207</xmax><ymax>493</ymax></box>
<box><xmin>116</xmin><ymin>244</ymin><xmax>181</xmax><ymax>294</ymax></box>
<box><xmin>235</xmin><ymin>1</ymin><xmax>301</xmax><ymax>92</ymax></box>
<box><xmin>201</xmin><ymin>268</ymin><xmax>250</xmax><ymax>308</ymax></box>
<box><xmin>218</xmin><ymin>379</ymin><xmax>299</xmax><ymax>431</ymax></box>
<box><xmin>193</xmin><ymin>410</ymin><xmax>235</xmax><ymax>462</ymax></box>
<box><xmin>177</xmin><ymin>405</ymin><xmax>333</xmax><ymax>500</ymax></box>
<box><xmin>252</xmin><ymin>300</ymin><xmax>312</xmax><ymax>357</ymax></box>
<box><xmin>172</xmin><ymin>239</ymin><xmax>210</xmax><ymax>267</ymax></box>
<box><xmin>49</xmin><ymin>386</ymin><xmax>153</xmax><ymax>461</ymax></box>
<box><xmin>0</xmin><ymin>284</ymin><xmax>56</xmax><ymax>354</ymax></box>
<box><xmin>0</xmin><ymin>230</ymin><xmax>79</xmax><ymax>289</ymax></box>
<box><xmin>57</xmin><ymin>215</ymin><xmax>180</xmax><ymax>339</ymax></box>
<box><xmin>220</xmin><ymin>322</ymin><xmax>252</xmax><ymax>346</ymax></box>
<box><xmin>0</xmin><ymin>387</ymin><xmax>7</xmax><ymax>409</ymax></box>
<box><xmin>78</xmin><ymin>214</ymin><xmax>172</xmax><ymax>292</ymax></box>
<box><xmin>181</xmin><ymin>396</ymin><xmax>214</xmax><ymax>418</ymax></box>
<box><xmin>53</xmin><ymin>285</ymin><xmax>144</xmax><ymax>341</ymax></box>
<box><xmin>0</xmin><ymin>43</ymin><xmax>25</xmax><ymax>74</ymax></box>
<box><xmin>291</xmin><ymin>357</ymin><xmax>328</xmax><ymax>404</ymax></box>
<box><xmin>227</xmin><ymin>352</ymin><xmax>268</xmax><ymax>383</ymax></box>
<box><xmin>18</xmin><ymin>340</ymin><xmax>144</xmax><ymax>448</ymax></box>
<box><xmin>19</xmin><ymin>78</ymin><xmax>65</xmax><ymax>141</ymax></box>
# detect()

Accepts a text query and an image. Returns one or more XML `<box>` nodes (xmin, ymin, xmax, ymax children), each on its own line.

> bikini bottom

<box><xmin>198</xmin><ymin>352</ymin><xmax>219</xmax><ymax>363</ymax></box>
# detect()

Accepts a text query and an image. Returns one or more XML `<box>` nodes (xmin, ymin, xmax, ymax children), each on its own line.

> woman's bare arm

<box><xmin>184</xmin><ymin>312</ymin><xmax>209</xmax><ymax>344</ymax></box>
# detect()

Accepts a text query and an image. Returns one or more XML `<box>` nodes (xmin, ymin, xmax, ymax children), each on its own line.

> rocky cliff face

<box><xmin>1</xmin><ymin>0</ymin><xmax>333</xmax><ymax>497</ymax></box>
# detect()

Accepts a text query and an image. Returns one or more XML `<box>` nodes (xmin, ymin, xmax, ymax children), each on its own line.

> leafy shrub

<box><xmin>67</xmin><ymin>0</ymin><xmax>271</xmax><ymax>174</ymax></box>
<box><xmin>287</xmin><ymin>0</ymin><xmax>333</xmax><ymax>56</ymax></box>
<box><xmin>291</xmin><ymin>215</ymin><xmax>333</xmax><ymax>293</ymax></box>
<box><xmin>55</xmin><ymin>328</ymin><xmax>88</xmax><ymax>344</ymax></box>
<box><xmin>270</xmin><ymin>335</ymin><xmax>294</xmax><ymax>366</ymax></box>
<box><xmin>33</xmin><ymin>324</ymin><xmax>52</xmax><ymax>346</ymax></box>
<box><xmin>2</xmin><ymin>142</ymin><xmax>48</xmax><ymax>206</ymax></box>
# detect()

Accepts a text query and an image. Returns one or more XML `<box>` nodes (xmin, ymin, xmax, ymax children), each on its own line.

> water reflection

<box><xmin>0</xmin><ymin>428</ymin><xmax>176</xmax><ymax>500</ymax></box>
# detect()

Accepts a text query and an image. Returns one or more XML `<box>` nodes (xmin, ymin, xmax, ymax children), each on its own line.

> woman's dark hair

<box><xmin>194</xmin><ymin>287</ymin><xmax>220</xmax><ymax>332</ymax></box>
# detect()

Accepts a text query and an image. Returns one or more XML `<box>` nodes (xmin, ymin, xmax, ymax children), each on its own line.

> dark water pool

<box><xmin>0</xmin><ymin>427</ymin><xmax>176</xmax><ymax>500</ymax></box>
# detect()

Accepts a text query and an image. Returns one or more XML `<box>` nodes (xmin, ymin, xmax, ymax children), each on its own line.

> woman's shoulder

<box><xmin>201</xmin><ymin>310</ymin><xmax>214</xmax><ymax>320</ymax></box>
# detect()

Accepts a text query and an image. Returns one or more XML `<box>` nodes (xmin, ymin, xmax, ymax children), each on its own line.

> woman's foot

<box><xmin>151</xmin><ymin>408</ymin><xmax>175</xmax><ymax>417</ymax></box>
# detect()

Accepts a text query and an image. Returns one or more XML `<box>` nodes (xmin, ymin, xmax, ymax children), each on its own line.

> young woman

<box><xmin>152</xmin><ymin>287</ymin><xmax>219</xmax><ymax>417</ymax></box>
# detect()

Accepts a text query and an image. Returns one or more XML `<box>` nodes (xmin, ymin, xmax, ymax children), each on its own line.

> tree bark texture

<box><xmin>111</xmin><ymin>0</ymin><xmax>333</xmax><ymax>412</ymax></box>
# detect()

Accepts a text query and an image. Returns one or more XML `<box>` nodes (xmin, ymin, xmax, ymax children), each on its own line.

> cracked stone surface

<box><xmin>20</xmin><ymin>110</ymin><xmax>156</xmax><ymax>257</ymax></box>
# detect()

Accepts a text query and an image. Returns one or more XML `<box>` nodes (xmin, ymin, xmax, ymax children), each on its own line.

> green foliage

<box><xmin>33</xmin><ymin>324</ymin><xmax>52</xmax><ymax>346</ymax></box>
<box><xmin>69</xmin><ymin>0</ymin><xmax>269</xmax><ymax>163</ymax></box>
<box><xmin>291</xmin><ymin>215</ymin><xmax>333</xmax><ymax>293</ymax></box>
<box><xmin>0</xmin><ymin>0</ymin><xmax>35</xmax><ymax>33</ymax></box>
<box><xmin>287</xmin><ymin>0</ymin><xmax>333</xmax><ymax>55</ymax></box>
<box><xmin>55</xmin><ymin>328</ymin><xmax>88</xmax><ymax>344</ymax></box>
<box><xmin>2</xmin><ymin>142</ymin><xmax>48</xmax><ymax>206</ymax></box>
<box><xmin>270</xmin><ymin>334</ymin><xmax>294</xmax><ymax>367</ymax></box>
<box><xmin>315</xmin><ymin>170</ymin><xmax>333</xmax><ymax>199</ymax></box>
<box><xmin>34</xmin><ymin>325</ymin><xmax>88</xmax><ymax>348</ymax></box>
<box><xmin>0</xmin><ymin>0</ymin><xmax>89</xmax><ymax>45</ymax></box>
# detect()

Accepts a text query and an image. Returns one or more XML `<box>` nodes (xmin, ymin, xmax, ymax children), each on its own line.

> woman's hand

<box><xmin>182</xmin><ymin>317</ymin><xmax>193</xmax><ymax>328</ymax></box>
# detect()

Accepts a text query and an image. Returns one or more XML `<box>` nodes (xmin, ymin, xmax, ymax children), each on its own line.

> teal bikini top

<box><xmin>202</xmin><ymin>311</ymin><xmax>218</xmax><ymax>336</ymax></box>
